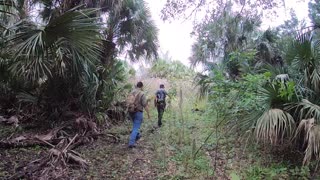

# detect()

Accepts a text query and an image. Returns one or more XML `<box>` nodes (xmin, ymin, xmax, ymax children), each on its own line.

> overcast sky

<box><xmin>144</xmin><ymin>0</ymin><xmax>310</xmax><ymax>66</ymax></box>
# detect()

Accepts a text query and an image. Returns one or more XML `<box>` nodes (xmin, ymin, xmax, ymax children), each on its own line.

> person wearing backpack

<box><xmin>154</xmin><ymin>84</ymin><xmax>168</xmax><ymax>127</ymax></box>
<box><xmin>127</xmin><ymin>81</ymin><xmax>150</xmax><ymax>148</ymax></box>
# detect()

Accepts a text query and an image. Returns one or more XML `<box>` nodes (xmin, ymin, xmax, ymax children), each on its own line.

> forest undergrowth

<box><xmin>0</xmin><ymin>77</ymin><xmax>318</xmax><ymax>179</ymax></box>
<box><xmin>0</xmin><ymin>78</ymin><xmax>317</xmax><ymax>179</ymax></box>
<box><xmin>1</xmin><ymin>0</ymin><xmax>320</xmax><ymax>179</ymax></box>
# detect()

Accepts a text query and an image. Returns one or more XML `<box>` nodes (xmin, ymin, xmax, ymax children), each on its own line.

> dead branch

<box><xmin>0</xmin><ymin>115</ymin><xmax>19</xmax><ymax>127</ymax></box>
<box><xmin>103</xmin><ymin>133</ymin><xmax>120</xmax><ymax>143</ymax></box>
<box><xmin>9</xmin><ymin>136</ymin><xmax>88</xmax><ymax>179</ymax></box>
<box><xmin>0</xmin><ymin>125</ymin><xmax>68</xmax><ymax>149</ymax></box>
<box><xmin>67</xmin><ymin>152</ymin><xmax>88</xmax><ymax>167</ymax></box>
<box><xmin>36</xmin><ymin>138</ymin><xmax>55</xmax><ymax>148</ymax></box>
<box><xmin>3</xmin><ymin>116</ymin><xmax>110</xmax><ymax>179</ymax></box>
<box><xmin>0</xmin><ymin>139</ymin><xmax>47</xmax><ymax>149</ymax></box>
<box><xmin>63</xmin><ymin>134</ymin><xmax>78</xmax><ymax>152</ymax></box>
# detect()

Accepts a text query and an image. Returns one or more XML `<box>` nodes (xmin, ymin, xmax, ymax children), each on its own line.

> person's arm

<box><xmin>165</xmin><ymin>90</ymin><xmax>171</xmax><ymax>99</ymax></box>
<box><xmin>154</xmin><ymin>90</ymin><xmax>158</xmax><ymax>107</ymax></box>
<box><xmin>154</xmin><ymin>93</ymin><xmax>158</xmax><ymax>107</ymax></box>
<box><xmin>141</xmin><ymin>94</ymin><xmax>150</xmax><ymax>119</ymax></box>
<box><xmin>145</xmin><ymin>104</ymin><xmax>150</xmax><ymax>119</ymax></box>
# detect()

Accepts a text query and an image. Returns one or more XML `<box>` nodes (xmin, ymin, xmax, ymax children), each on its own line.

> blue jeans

<box><xmin>129</xmin><ymin>111</ymin><xmax>143</xmax><ymax>146</ymax></box>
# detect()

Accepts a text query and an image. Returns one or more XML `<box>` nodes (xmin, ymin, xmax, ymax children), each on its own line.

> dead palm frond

<box><xmin>294</xmin><ymin>118</ymin><xmax>320</xmax><ymax>165</ymax></box>
<box><xmin>294</xmin><ymin>99</ymin><xmax>320</xmax><ymax>122</ymax></box>
<box><xmin>304</xmin><ymin>125</ymin><xmax>320</xmax><ymax>165</ymax></box>
<box><xmin>255</xmin><ymin>108</ymin><xmax>295</xmax><ymax>145</ymax></box>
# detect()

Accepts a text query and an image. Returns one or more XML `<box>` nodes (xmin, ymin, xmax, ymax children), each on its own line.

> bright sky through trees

<box><xmin>145</xmin><ymin>0</ymin><xmax>310</xmax><ymax>66</ymax></box>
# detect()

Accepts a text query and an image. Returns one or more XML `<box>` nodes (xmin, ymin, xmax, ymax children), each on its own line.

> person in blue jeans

<box><xmin>128</xmin><ymin>81</ymin><xmax>150</xmax><ymax>148</ymax></box>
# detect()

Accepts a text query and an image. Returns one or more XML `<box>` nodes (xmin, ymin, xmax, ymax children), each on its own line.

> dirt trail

<box><xmin>121</xmin><ymin>133</ymin><xmax>159</xmax><ymax>179</ymax></box>
<box><xmin>111</xmin><ymin>77</ymin><xmax>169</xmax><ymax>179</ymax></box>
<box><xmin>71</xmin><ymin>77</ymin><xmax>170</xmax><ymax>179</ymax></box>
<box><xmin>69</xmin><ymin>121</ymin><xmax>162</xmax><ymax>179</ymax></box>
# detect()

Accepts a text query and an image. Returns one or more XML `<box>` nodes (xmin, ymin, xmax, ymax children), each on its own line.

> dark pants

<box><xmin>156</xmin><ymin>102</ymin><xmax>166</xmax><ymax>126</ymax></box>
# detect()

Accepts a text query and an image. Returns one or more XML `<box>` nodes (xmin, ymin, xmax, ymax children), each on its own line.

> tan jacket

<box><xmin>132</xmin><ymin>88</ymin><xmax>147</xmax><ymax>112</ymax></box>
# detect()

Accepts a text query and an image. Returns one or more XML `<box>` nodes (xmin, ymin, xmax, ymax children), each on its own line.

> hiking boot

<box><xmin>128</xmin><ymin>145</ymin><xmax>136</xmax><ymax>149</ymax></box>
<box><xmin>135</xmin><ymin>135</ymin><xmax>141</xmax><ymax>141</ymax></box>
<box><xmin>158</xmin><ymin>120</ymin><xmax>162</xmax><ymax>127</ymax></box>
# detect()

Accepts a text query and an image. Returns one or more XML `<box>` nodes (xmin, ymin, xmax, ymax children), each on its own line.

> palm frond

<box><xmin>107</xmin><ymin>0</ymin><xmax>158</xmax><ymax>62</ymax></box>
<box><xmin>286</xmin><ymin>32</ymin><xmax>320</xmax><ymax>92</ymax></box>
<box><xmin>294</xmin><ymin>118</ymin><xmax>320</xmax><ymax>165</ymax></box>
<box><xmin>80</xmin><ymin>65</ymin><xmax>99</xmax><ymax>111</ymax></box>
<box><xmin>295</xmin><ymin>99</ymin><xmax>320</xmax><ymax>122</ymax></box>
<box><xmin>194</xmin><ymin>73</ymin><xmax>214</xmax><ymax>98</ymax></box>
<box><xmin>76</xmin><ymin>0</ymin><xmax>123</xmax><ymax>12</ymax></box>
<box><xmin>311</xmin><ymin>68</ymin><xmax>320</xmax><ymax>92</ymax></box>
<box><xmin>255</xmin><ymin>108</ymin><xmax>295</xmax><ymax>145</ymax></box>
<box><xmin>304</xmin><ymin>125</ymin><xmax>320</xmax><ymax>165</ymax></box>
<box><xmin>0</xmin><ymin>0</ymin><xmax>18</xmax><ymax>16</ymax></box>
<box><xmin>8</xmin><ymin>8</ymin><xmax>102</xmax><ymax>83</ymax></box>
<box><xmin>257</xmin><ymin>82</ymin><xmax>281</xmax><ymax>109</ymax></box>
<box><xmin>0</xmin><ymin>56</ymin><xmax>11</xmax><ymax>81</ymax></box>
<box><xmin>261</xmin><ymin>63</ymin><xmax>288</xmax><ymax>78</ymax></box>
<box><xmin>100</xmin><ymin>60</ymin><xmax>128</xmax><ymax>105</ymax></box>
<box><xmin>238</xmin><ymin>108</ymin><xmax>264</xmax><ymax>136</ymax></box>
<box><xmin>189</xmin><ymin>40</ymin><xmax>216</xmax><ymax>68</ymax></box>
<box><xmin>256</xmin><ymin>41</ymin><xmax>274</xmax><ymax>63</ymax></box>
<box><xmin>17</xmin><ymin>92</ymin><xmax>38</xmax><ymax>104</ymax></box>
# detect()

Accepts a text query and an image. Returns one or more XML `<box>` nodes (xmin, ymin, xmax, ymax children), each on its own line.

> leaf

<box><xmin>296</xmin><ymin>99</ymin><xmax>320</xmax><ymax>122</ymax></box>
<box><xmin>108</xmin><ymin>0</ymin><xmax>158</xmax><ymax>61</ymax></box>
<box><xmin>8</xmin><ymin>8</ymin><xmax>102</xmax><ymax>83</ymax></box>
<box><xmin>294</xmin><ymin>118</ymin><xmax>320</xmax><ymax>165</ymax></box>
<box><xmin>255</xmin><ymin>108</ymin><xmax>295</xmax><ymax>145</ymax></box>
